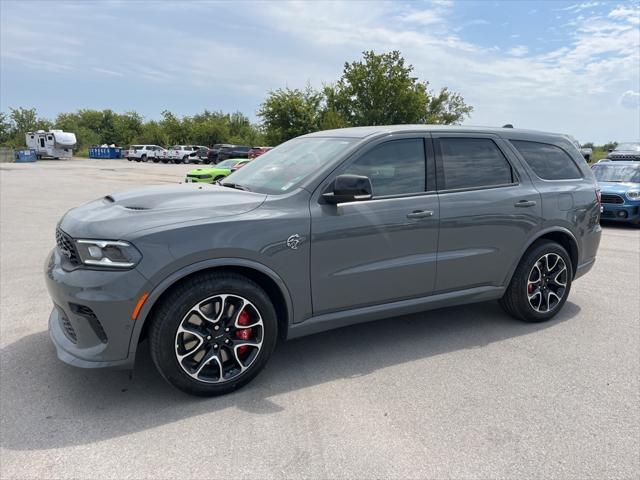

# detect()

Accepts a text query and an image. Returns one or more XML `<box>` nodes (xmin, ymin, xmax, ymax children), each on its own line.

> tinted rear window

<box><xmin>511</xmin><ymin>140</ymin><xmax>582</xmax><ymax>180</ymax></box>
<box><xmin>439</xmin><ymin>138</ymin><xmax>513</xmax><ymax>190</ymax></box>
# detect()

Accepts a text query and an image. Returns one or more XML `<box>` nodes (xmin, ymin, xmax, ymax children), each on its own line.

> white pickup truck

<box><xmin>165</xmin><ymin>145</ymin><xmax>207</xmax><ymax>164</ymax></box>
<box><xmin>127</xmin><ymin>145</ymin><xmax>166</xmax><ymax>162</ymax></box>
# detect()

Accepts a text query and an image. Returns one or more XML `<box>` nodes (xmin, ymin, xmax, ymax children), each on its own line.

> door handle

<box><xmin>406</xmin><ymin>210</ymin><xmax>434</xmax><ymax>219</ymax></box>
<box><xmin>515</xmin><ymin>200</ymin><xmax>536</xmax><ymax>207</ymax></box>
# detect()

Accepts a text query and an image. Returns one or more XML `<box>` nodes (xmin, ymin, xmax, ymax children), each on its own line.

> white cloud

<box><xmin>92</xmin><ymin>67</ymin><xmax>124</xmax><ymax>77</ymax></box>
<box><xmin>609</xmin><ymin>6</ymin><xmax>640</xmax><ymax>25</ymax></box>
<box><xmin>561</xmin><ymin>2</ymin><xmax>601</xmax><ymax>13</ymax></box>
<box><xmin>398</xmin><ymin>10</ymin><xmax>444</xmax><ymax>26</ymax></box>
<box><xmin>619</xmin><ymin>90</ymin><xmax>640</xmax><ymax>109</ymax></box>
<box><xmin>508</xmin><ymin>45</ymin><xmax>529</xmax><ymax>57</ymax></box>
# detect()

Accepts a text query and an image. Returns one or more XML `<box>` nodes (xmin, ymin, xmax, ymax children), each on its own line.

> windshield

<box><xmin>225</xmin><ymin>137</ymin><xmax>356</xmax><ymax>194</ymax></box>
<box><xmin>592</xmin><ymin>164</ymin><xmax>640</xmax><ymax>183</ymax></box>
<box><xmin>217</xmin><ymin>159</ymin><xmax>238</xmax><ymax>168</ymax></box>
<box><xmin>615</xmin><ymin>143</ymin><xmax>640</xmax><ymax>152</ymax></box>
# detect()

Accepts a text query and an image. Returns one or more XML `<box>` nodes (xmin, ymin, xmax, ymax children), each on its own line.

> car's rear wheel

<box><xmin>149</xmin><ymin>272</ymin><xmax>278</xmax><ymax>396</ymax></box>
<box><xmin>141</xmin><ymin>154</ymin><xmax>147</xmax><ymax>162</ymax></box>
<box><xmin>499</xmin><ymin>240</ymin><xmax>572</xmax><ymax>322</ymax></box>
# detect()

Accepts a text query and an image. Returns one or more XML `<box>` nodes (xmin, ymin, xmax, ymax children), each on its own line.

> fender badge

<box><xmin>286</xmin><ymin>234</ymin><xmax>301</xmax><ymax>250</ymax></box>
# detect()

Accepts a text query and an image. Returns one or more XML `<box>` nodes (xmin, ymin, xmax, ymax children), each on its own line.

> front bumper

<box><xmin>45</xmin><ymin>248</ymin><xmax>149</xmax><ymax>369</ymax></box>
<box><xmin>600</xmin><ymin>203</ymin><xmax>640</xmax><ymax>223</ymax></box>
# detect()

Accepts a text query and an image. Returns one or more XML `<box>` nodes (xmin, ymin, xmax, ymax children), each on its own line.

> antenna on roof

<box><xmin>502</xmin><ymin>124</ymin><xmax>514</xmax><ymax>128</ymax></box>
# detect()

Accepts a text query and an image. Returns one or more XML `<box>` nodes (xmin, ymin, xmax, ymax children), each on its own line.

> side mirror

<box><xmin>322</xmin><ymin>174</ymin><xmax>373</xmax><ymax>204</ymax></box>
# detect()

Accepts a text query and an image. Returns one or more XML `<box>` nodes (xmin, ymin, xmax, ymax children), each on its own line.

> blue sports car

<box><xmin>592</xmin><ymin>161</ymin><xmax>640</xmax><ymax>225</ymax></box>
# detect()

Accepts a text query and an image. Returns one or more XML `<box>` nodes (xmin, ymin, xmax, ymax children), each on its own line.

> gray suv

<box><xmin>46</xmin><ymin>126</ymin><xmax>602</xmax><ymax>396</ymax></box>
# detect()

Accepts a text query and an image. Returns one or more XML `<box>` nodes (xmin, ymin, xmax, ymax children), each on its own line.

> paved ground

<box><xmin>1</xmin><ymin>158</ymin><xmax>639</xmax><ymax>479</ymax></box>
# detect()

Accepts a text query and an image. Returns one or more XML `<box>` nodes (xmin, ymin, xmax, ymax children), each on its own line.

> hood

<box><xmin>61</xmin><ymin>183</ymin><xmax>266</xmax><ymax>239</ymax></box>
<box><xmin>597</xmin><ymin>181</ymin><xmax>640</xmax><ymax>194</ymax></box>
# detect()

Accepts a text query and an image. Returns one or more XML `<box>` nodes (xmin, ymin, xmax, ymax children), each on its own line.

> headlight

<box><xmin>626</xmin><ymin>190</ymin><xmax>640</xmax><ymax>200</ymax></box>
<box><xmin>75</xmin><ymin>239</ymin><xmax>141</xmax><ymax>268</ymax></box>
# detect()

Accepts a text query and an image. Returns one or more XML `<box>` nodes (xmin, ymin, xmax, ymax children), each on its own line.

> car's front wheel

<box><xmin>499</xmin><ymin>240</ymin><xmax>572</xmax><ymax>322</ymax></box>
<box><xmin>149</xmin><ymin>272</ymin><xmax>278</xmax><ymax>396</ymax></box>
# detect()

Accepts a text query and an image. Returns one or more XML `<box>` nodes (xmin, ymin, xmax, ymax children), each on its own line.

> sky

<box><xmin>1</xmin><ymin>0</ymin><xmax>638</xmax><ymax>144</ymax></box>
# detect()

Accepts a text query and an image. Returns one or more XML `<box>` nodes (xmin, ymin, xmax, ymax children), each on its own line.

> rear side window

<box><xmin>439</xmin><ymin>138</ymin><xmax>513</xmax><ymax>190</ymax></box>
<box><xmin>511</xmin><ymin>140</ymin><xmax>582</xmax><ymax>180</ymax></box>
<box><xmin>345</xmin><ymin>138</ymin><xmax>426</xmax><ymax>197</ymax></box>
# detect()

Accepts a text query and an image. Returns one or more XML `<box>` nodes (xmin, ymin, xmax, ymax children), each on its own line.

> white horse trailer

<box><xmin>26</xmin><ymin>130</ymin><xmax>77</xmax><ymax>159</ymax></box>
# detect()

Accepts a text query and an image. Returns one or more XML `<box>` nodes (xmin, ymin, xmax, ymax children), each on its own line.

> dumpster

<box><xmin>14</xmin><ymin>149</ymin><xmax>37</xmax><ymax>163</ymax></box>
<box><xmin>89</xmin><ymin>147</ymin><xmax>123</xmax><ymax>159</ymax></box>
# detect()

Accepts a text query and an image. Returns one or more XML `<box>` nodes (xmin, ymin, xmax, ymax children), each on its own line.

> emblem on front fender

<box><xmin>286</xmin><ymin>234</ymin><xmax>301</xmax><ymax>250</ymax></box>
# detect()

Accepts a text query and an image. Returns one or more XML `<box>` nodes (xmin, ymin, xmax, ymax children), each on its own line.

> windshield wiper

<box><xmin>221</xmin><ymin>182</ymin><xmax>251</xmax><ymax>192</ymax></box>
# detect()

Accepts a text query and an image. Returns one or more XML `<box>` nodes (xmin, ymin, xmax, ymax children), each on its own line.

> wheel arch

<box><xmin>505</xmin><ymin>227</ymin><xmax>579</xmax><ymax>286</ymax></box>
<box><xmin>129</xmin><ymin>259</ymin><xmax>293</xmax><ymax>357</ymax></box>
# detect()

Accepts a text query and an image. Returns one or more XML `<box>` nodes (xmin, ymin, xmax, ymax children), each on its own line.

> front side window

<box><xmin>226</xmin><ymin>137</ymin><xmax>356</xmax><ymax>194</ymax></box>
<box><xmin>511</xmin><ymin>140</ymin><xmax>582</xmax><ymax>180</ymax></box>
<box><xmin>344</xmin><ymin>139</ymin><xmax>426</xmax><ymax>197</ymax></box>
<box><xmin>440</xmin><ymin>138</ymin><xmax>513</xmax><ymax>190</ymax></box>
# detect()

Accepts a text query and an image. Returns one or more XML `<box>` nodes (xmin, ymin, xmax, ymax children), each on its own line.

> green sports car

<box><xmin>184</xmin><ymin>159</ymin><xmax>242</xmax><ymax>183</ymax></box>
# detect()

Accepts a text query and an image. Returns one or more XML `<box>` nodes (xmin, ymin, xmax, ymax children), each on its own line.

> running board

<box><xmin>287</xmin><ymin>286</ymin><xmax>505</xmax><ymax>339</ymax></box>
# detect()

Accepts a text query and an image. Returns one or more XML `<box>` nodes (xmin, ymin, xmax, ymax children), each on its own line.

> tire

<box><xmin>500</xmin><ymin>240</ymin><xmax>572</xmax><ymax>322</ymax></box>
<box><xmin>149</xmin><ymin>272</ymin><xmax>278</xmax><ymax>396</ymax></box>
<box><xmin>141</xmin><ymin>154</ymin><xmax>147</xmax><ymax>162</ymax></box>
<box><xmin>161</xmin><ymin>159</ymin><xmax>168</xmax><ymax>164</ymax></box>
<box><xmin>127</xmin><ymin>157</ymin><xmax>132</xmax><ymax>161</ymax></box>
<box><xmin>183</xmin><ymin>155</ymin><xmax>189</xmax><ymax>164</ymax></box>
<box><xmin>152</xmin><ymin>159</ymin><xmax>159</xmax><ymax>163</ymax></box>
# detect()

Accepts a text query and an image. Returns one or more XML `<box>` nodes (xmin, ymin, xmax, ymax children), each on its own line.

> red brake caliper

<box><xmin>235</xmin><ymin>309</ymin><xmax>253</xmax><ymax>357</ymax></box>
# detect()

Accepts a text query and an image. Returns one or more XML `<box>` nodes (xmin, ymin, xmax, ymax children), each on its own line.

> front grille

<box><xmin>609</xmin><ymin>154</ymin><xmax>640</xmax><ymax>160</ymax></box>
<box><xmin>57</xmin><ymin>307</ymin><xmax>77</xmax><ymax>343</ymax></box>
<box><xmin>70</xmin><ymin>304</ymin><xmax>108</xmax><ymax>343</ymax></box>
<box><xmin>601</xmin><ymin>194</ymin><xmax>624</xmax><ymax>204</ymax></box>
<box><xmin>55</xmin><ymin>227</ymin><xmax>80</xmax><ymax>265</ymax></box>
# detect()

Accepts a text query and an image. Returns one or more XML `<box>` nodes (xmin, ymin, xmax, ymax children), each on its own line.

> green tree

<box><xmin>258</xmin><ymin>85</ymin><xmax>323</xmax><ymax>145</ymax></box>
<box><xmin>0</xmin><ymin>112</ymin><xmax>13</xmax><ymax>144</ymax></box>
<box><xmin>325</xmin><ymin>50</ymin><xmax>472</xmax><ymax>126</ymax></box>
<box><xmin>9</xmin><ymin>107</ymin><xmax>39</xmax><ymax>132</ymax></box>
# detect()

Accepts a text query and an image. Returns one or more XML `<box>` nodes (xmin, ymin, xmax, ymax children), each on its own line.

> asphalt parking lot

<box><xmin>1</xmin><ymin>158</ymin><xmax>639</xmax><ymax>479</ymax></box>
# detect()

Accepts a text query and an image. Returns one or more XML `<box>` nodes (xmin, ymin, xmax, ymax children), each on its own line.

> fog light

<box><xmin>617</xmin><ymin>211</ymin><xmax>627</xmax><ymax>218</ymax></box>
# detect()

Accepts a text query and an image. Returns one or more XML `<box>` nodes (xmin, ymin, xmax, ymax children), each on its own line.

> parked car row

<box><xmin>125</xmin><ymin>144</ymin><xmax>273</xmax><ymax>164</ymax></box>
